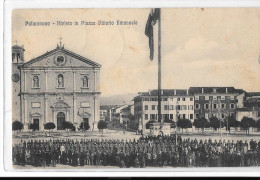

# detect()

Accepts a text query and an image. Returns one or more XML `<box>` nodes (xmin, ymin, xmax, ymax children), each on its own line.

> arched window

<box><xmin>82</xmin><ymin>76</ymin><xmax>89</xmax><ymax>87</ymax></box>
<box><xmin>12</xmin><ymin>53</ymin><xmax>15</xmax><ymax>62</ymax></box>
<box><xmin>17</xmin><ymin>53</ymin><xmax>21</xmax><ymax>61</ymax></box>
<box><xmin>33</xmin><ymin>75</ymin><xmax>39</xmax><ymax>87</ymax></box>
<box><xmin>57</xmin><ymin>74</ymin><xmax>64</xmax><ymax>87</ymax></box>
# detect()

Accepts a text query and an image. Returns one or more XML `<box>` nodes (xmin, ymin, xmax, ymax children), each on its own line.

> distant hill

<box><xmin>100</xmin><ymin>93</ymin><xmax>137</xmax><ymax>106</ymax></box>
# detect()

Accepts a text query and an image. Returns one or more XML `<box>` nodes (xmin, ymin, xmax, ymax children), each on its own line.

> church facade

<box><xmin>12</xmin><ymin>43</ymin><xmax>101</xmax><ymax>131</ymax></box>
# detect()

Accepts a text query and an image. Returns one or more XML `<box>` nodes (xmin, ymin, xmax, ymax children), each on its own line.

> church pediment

<box><xmin>22</xmin><ymin>46</ymin><xmax>101</xmax><ymax>68</ymax></box>
<box><xmin>51</xmin><ymin>101</ymin><xmax>70</xmax><ymax>108</ymax></box>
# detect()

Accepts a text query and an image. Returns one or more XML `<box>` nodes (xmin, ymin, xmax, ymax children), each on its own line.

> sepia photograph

<box><xmin>10</xmin><ymin>7</ymin><xmax>260</xmax><ymax>170</ymax></box>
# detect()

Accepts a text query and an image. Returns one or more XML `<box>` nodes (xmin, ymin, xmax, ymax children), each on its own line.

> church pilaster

<box><xmin>44</xmin><ymin>94</ymin><xmax>48</xmax><ymax>124</ymax></box>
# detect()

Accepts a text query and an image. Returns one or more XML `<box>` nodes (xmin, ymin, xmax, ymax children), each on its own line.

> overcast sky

<box><xmin>12</xmin><ymin>8</ymin><xmax>260</xmax><ymax>96</ymax></box>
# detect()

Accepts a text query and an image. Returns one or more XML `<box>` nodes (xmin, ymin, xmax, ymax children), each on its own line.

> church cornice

<box><xmin>20</xmin><ymin>92</ymin><xmax>102</xmax><ymax>95</ymax></box>
<box><xmin>21</xmin><ymin>67</ymin><xmax>101</xmax><ymax>71</ymax></box>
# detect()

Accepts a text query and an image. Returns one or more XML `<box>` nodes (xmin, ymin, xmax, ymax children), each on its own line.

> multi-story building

<box><xmin>133</xmin><ymin>89</ymin><xmax>194</xmax><ymax>131</ymax></box>
<box><xmin>189</xmin><ymin>87</ymin><xmax>244</xmax><ymax>121</ymax></box>
<box><xmin>236</xmin><ymin>92</ymin><xmax>260</xmax><ymax>121</ymax></box>
<box><xmin>120</xmin><ymin>104</ymin><xmax>134</xmax><ymax>128</ymax></box>
<box><xmin>109</xmin><ymin>105</ymin><xmax>129</xmax><ymax>124</ymax></box>
<box><xmin>12</xmin><ymin>43</ymin><xmax>101</xmax><ymax>131</ymax></box>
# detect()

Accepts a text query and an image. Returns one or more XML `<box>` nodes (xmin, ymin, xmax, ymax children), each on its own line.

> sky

<box><xmin>12</xmin><ymin>8</ymin><xmax>260</xmax><ymax>97</ymax></box>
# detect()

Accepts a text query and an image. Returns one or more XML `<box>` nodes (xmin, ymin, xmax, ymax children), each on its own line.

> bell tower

<box><xmin>12</xmin><ymin>43</ymin><xmax>25</xmax><ymax>122</ymax></box>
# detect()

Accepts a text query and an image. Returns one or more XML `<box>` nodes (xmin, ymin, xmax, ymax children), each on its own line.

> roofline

<box><xmin>23</xmin><ymin>47</ymin><xmax>101</xmax><ymax>67</ymax></box>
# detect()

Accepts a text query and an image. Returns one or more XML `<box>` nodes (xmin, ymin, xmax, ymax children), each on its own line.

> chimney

<box><xmin>174</xmin><ymin>90</ymin><xmax>176</xmax><ymax>95</ymax></box>
<box><xmin>202</xmin><ymin>88</ymin><xmax>204</xmax><ymax>93</ymax></box>
<box><xmin>186</xmin><ymin>89</ymin><xmax>189</xmax><ymax>95</ymax></box>
<box><xmin>161</xmin><ymin>90</ymin><xmax>163</xmax><ymax>95</ymax></box>
<box><xmin>226</xmin><ymin>88</ymin><xmax>228</xmax><ymax>93</ymax></box>
<box><xmin>148</xmin><ymin>89</ymin><xmax>151</xmax><ymax>95</ymax></box>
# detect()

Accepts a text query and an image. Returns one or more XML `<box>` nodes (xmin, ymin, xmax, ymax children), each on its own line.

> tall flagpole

<box><xmin>158</xmin><ymin>8</ymin><xmax>162</xmax><ymax>123</ymax></box>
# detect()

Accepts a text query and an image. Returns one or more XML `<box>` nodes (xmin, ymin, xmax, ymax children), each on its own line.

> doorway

<box><xmin>57</xmin><ymin>112</ymin><xmax>65</xmax><ymax>130</ymax></box>
<box><xmin>33</xmin><ymin>118</ymin><xmax>39</xmax><ymax>131</ymax></box>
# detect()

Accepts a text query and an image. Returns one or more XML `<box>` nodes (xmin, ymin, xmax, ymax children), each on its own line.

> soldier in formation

<box><xmin>12</xmin><ymin>135</ymin><xmax>260</xmax><ymax>168</ymax></box>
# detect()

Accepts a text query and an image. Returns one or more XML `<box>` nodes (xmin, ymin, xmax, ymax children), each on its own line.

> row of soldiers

<box><xmin>13</xmin><ymin>135</ymin><xmax>260</xmax><ymax>168</ymax></box>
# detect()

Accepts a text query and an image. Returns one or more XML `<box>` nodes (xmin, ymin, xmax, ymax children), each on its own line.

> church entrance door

<box><xmin>33</xmin><ymin>118</ymin><xmax>39</xmax><ymax>131</ymax></box>
<box><xmin>57</xmin><ymin>112</ymin><xmax>65</xmax><ymax>130</ymax></box>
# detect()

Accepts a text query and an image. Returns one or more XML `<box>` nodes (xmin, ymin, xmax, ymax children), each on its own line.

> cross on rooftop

<box><xmin>58</xmin><ymin>36</ymin><xmax>62</xmax><ymax>47</ymax></box>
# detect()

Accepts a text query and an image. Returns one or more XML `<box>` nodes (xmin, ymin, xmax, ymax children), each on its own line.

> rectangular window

<box><xmin>145</xmin><ymin>114</ymin><xmax>148</xmax><ymax>120</ymax></box>
<box><xmin>189</xmin><ymin>105</ymin><xmax>193</xmax><ymax>110</ymax></box>
<box><xmin>195</xmin><ymin>96</ymin><xmax>199</xmax><ymax>100</ymax></box>
<box><xmin>145</xmin><ymin>105</ymin><xmax>148</xmax><ymax>110</ymax></box>
<box><xmin>181</xmin><ymin>105</ymin><xmax>187</xmax><ymax>110</ymax></box>
<box><xmin>152</xmin><ymin>105</ymin><xmax>155</xmax><ymax>110</ymax></box>
<box><xmin>190</xmin><ymin>98</ymin><xmax>193</xmax><ymax>101</ymax></box>
<box><xmin>163</xmin><ymin>97</ymin><xmax>168</xmax><ymax>101</ymax></box>
<box><xmin>204</xmin><ymin>103</ymin><xmax>209</xmax><ymax>109</ymax></box>
<box><xmin>177</xmin><ymin>98</ymin><xmax>180</xmax><ymax>101</ymax></box>
<box><xmin>195</xmin><ymin>104</ymin><xmax>200</xmax><ymax>109</ymax></box>
<box><xmin>182</xmin><ymin>98</ymin><xmax>185</xmax><ymax>101</ymax></box>
<box><xmin>176</xmin><ymin>105</ymin><xmax>181</xmax><ymax>110</ymax></box>
<box><xmin>169</xmin><ymin>105</ymin><xmax>174</xmax><ymax>110</ymax></box>
<box><xmin>205</xmin><ymin>96</ymin><xmax>209</xmax><ymax>100</ymax></box>
<box><xmin>213</xmin><ymin>104</ymin><xmax>217</xmax><ymax>109</ymax></box>
<box><xmin>183</xmin><ymin>114</ymin><xmax>186</xmax><ymax>119</ymax></box>
<box><xmin>221</xmin><ymin>96</ymin><xmax>225</xmax><ymax>100</ymax></box>
<box><xmin>230</xmin><ymin>103</ymin><xmax>235</xmax><ymax>109</ymax></box>
<box><xmin>170</xmin><ymin>114</ymin><xmax>173</xmax><ymax>119</ymax></box>
<box><xmin>31</xmin><ymin>102</ymin><xmax>41</xmax><ymax>108</ymax></box>
<box><xmin>230</xmin><ymin>96</ymin><xmax>235</xmax><ymax>100</ymax></box>
<box><xmin>164</xmin><ymin>105</ymin><xmax>168</xmax><ymax>110</ymax></box>
<box><xmin>221</xmin><ymin>103</ymin><xmax>226</xmax><ymax>109</ymax></box>
<box><xmin>190</xmin><ymin>114</ymin><xmax>193</xmax><ymax>119</ymax></box>
<box><xmin>221</xmin><ymin>113</ymin><xmax>225</xmax><ymax>119</ymax></box>
<box><xmin>213</xmin><ymin>96</ymin><xmax>217</xmax><ymax>100</ymax></box>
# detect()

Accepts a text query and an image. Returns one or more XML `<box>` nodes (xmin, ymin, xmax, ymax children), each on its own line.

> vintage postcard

<box><xmin>10</xmin><ymin>8</ymin><xmax>260</xmax><ymax>170</ymax></box>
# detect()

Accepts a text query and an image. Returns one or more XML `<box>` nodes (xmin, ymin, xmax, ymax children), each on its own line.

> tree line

<box><xmin>12</xmin><ymin>120</ymin><xmax>108</xmax><ymax>136</ymax></box>
<box><xmin>146</xmin><ymin>115</ymin><xmax>260</xmax><ymax>135</ymax></box>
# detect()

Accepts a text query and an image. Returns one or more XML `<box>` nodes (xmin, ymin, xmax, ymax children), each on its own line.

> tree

<box><xmin>79</xmin><ymin>121</ymin><xmax>90</xmax><ymax>132</ymax></box>
<box><xmin>98</xmin><ymin>120</ymin><xmax>108</xmax><ymax>135</ymax></box>
<box><xmin>209</xmin><ymin>116</ymin><xmax>221</xmax><ymax>132</ymax></box>
<box><xmin>225</xmin><ymin>115</ymin><xmax>240</xmax><ymax>133</ymax></box>
<box><xmin>44</xmin><ymin>122</ymin><xmax>56</xmax><ymax>136</ymax></box>
<box><xmin>177</xmin><ymin>119</ymin><xmax>192</xmax><ymax>133</ymax></box>
<box><xmin>63</xmin><ymin>121</ymin><xmax>75</xmax><ymax>135</ymax></box>
<box><xmin>240</xmin><ymin>117</ymin><xmax>256</xmax><ymax>135</ymax></box>
<box><xmin>193</xmin><ymin>117</ymin><xmax>208</xmax><ymax>133</ymax></box>
<box><xmin>12</xmin><ymin>121</ymin><xmax>23</xmax><ymax>134</ymax></box>
<box><xmin>163</xmin><ymin>118</ymin><xmax>175</xmax><ymax>128</ymax></box>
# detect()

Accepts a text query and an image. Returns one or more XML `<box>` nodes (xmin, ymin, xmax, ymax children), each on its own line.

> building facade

<box><xmin>133</xmin><ymin>89</ymin><xmax>194</xmax><ymax>131</ymax></box>
<box><xmin>12</xmin><ymin>44</ymin><xmax>101</xmax><ymax>131</ymax></box>
<box><xmin>189</xmin><ymin>87</ymin><xmax>244</xmax><ymax>121</ymax></box>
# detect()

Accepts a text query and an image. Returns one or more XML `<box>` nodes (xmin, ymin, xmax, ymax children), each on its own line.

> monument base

<box><xmin>149</xmin><ymin>122</ymin><xmax>171</xmax><ymax>136</ymax></box>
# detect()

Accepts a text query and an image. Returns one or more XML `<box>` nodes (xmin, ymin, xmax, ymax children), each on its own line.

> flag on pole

<box><xmin>145</xmin><ymin>8</ymin><xmax>160</xmax><ymax>60</ymax></box>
